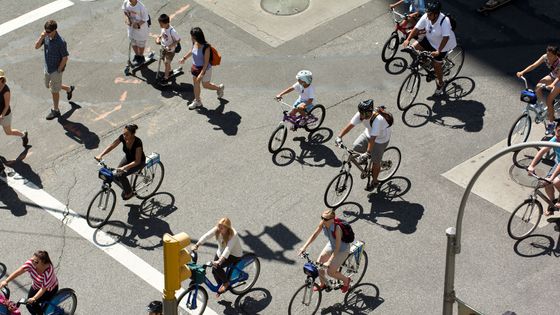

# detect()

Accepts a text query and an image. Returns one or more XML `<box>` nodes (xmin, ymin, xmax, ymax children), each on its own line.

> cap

<box><xmin>0</xmin><ymin>69</ymin><xmax>6</xmax><ymax>82</ymax></box>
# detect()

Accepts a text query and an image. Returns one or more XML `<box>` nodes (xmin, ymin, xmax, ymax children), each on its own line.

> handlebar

<box><xmin>299</xmin><ymin>252</ymin><xmax>327</xmax><ymax>268</ymax></box>
<box><xmin>390</xmin><ymin>8</ymin><xmax>407</xmax><ymax>22</ymax></box>
<box><xmin>519</xmin><ymin>76</ymin><xmax>553</xmax><ymax>91</ymax></box>
<box><xmin>527</xmin><ymin>171</ymin><xmax>552</xmax><ymax>185</ymax></box>
<box><xmin>274</xmin><ymin>97</ymin><xmax>292</xmax><ymax>108</ymax></box>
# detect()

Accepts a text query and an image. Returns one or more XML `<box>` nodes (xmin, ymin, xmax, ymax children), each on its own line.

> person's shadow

<box><xmin>197</xmin><ymin>99</ymin><xmax>241</xmax><ymax>136</ymax></box>
<box><xmin>57</xmin><ymin>102</ymin><xmax>100</xmax><ymax>149</ymax></box>
<box><xmin>0</xmin><ymin>179</ymin><xmax>27</xmax><ymax>216</ymax></box>
<box><xmin>1</xmin><ymin>148</ymin><xmax>42</xmax><ymax>188</ymax></box>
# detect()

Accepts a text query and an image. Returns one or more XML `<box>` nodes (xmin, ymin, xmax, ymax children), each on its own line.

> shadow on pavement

<box><xmin>320</xmin><ymin>283</ymin><xmax>384</xmax><ymax>314</ymax></box>
<box><xmin>240</xmin><ymin>223</ymin><xmax>302</xmax><ymax>264</ymax></box>
<box><xmin>0</xmin><ymin>180</ymin><xmax>27</xmax><ymax>217</ymax></box>
<box><xmin>271</xmin><ymin>128</ymin><xmax>342</xmax><ymax>168</ymax></box>
<box><xmin>1</xmin><ymin>147</ymin><xmax>43</xmax><ymax>188</ymax></box>
<box><xmin>197</xmin><ymin>99</ymin><xmax>241</xmax><ymax>136</ymax></box>
<box><xmin>513</xmin><ymin>233</ymin><xmax>560</xmax><ymax>258</ymax></box>
<box><xmin>217</xmin><ymin>288</ymin><xmax>272</xmax><ymax>315</ymax></box>
<box><xmin>57</xmin><ymin>102</ymin><xmax>100</xmax><ymax>150</ymax></box>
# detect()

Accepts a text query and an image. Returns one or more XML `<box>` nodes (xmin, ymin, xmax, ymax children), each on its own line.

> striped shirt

<box><xmin>23</xmin><ymin>260</ymin><xmax>58</xmax><ymax>291</ymax></box>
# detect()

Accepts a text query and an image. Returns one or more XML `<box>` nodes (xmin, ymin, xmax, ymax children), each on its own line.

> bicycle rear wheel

<box><xmin>230</xmin><ymin>253</ymin><xmax>261</xmax><ymax>295</ymax></box>
<box><xmin>177</xmin><ymin>285</ymin><xmax>208</xmax><ymax>315</ymax></box>
<box><xmin>381</xmin><ymin>32</ymin><xmax>399</xmax><ymax>62</ymax></box>
<box><xmin>377</xmin><ymin>147</ymin><xmax>401</xmax><ymax>182</ymax></box>
<box><xmin>268</xmin><ymin>124</ymin><xmax>287</xmax><ymax>153</ymax></box>
<box><xmin>339</xmin><ymin>249</ymin><xmax>368</xmax><ymax>287</ymax></box>
<box><xmin>443</xmin><ymin>45</ymin><xmax>464</xmax><ymax>80</ymax></box>
<box><xmin>133</xmin><ymin>161</ymin><xmax>165</xmax><ymax>199</ymax></box>
<box><xmin>507</xmin><ymin>199</ymin><xmax>543</xmax><ymax>240</ymax></box>
<box><xmin>288</xmin><ymin>283</ymin><xmax>322</xmax><ymax>315</ymax></box>
<box><xmin>304</xmin><ymin>104</ymin><xmax>326</xmax><ymax>132</ymax></box>
<box><xmin>397</xmin><ymin>73</ymin><xmax>420</xmax><ymax>110</ymax></box>
<box><xmin>44</xmin><ymin>288</ymin><xmax>77</xmax><ymax>315</ymax></box>
<box><xmin>507</xmin><ymin>114</ymin><xmax>531</xmax><ymax>146</ymax></box>
<box><xmin>324</xmin><ymin>172</ymin><xmax>353</xmax><ymax>208</ymax></box>
<box><xmin>86</xmin><ymin>188</ymin><xmax>116</xmax><ymax>228</ymax></box>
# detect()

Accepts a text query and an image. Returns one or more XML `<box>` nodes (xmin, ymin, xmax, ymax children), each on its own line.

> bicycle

<box><xmin>324</xmin><ymin>143</ymin><xmax>401</xmax><ymax>208</ymax></box>
<box><xmin>507</xmin><ymin>76</ymin><xmax>560</xmax><ymax>146</ymax></box>
<box><xmin>176</xmin><ymin>251</ymin><xmax>261</xmax><ymax>314</ymax></box>
<box><xmin>287</xmin><ymin>241</ymin><xmax>368</xmax><ymax>315</ymax></box>
<box><xmin>0</xmin><ymin>286</ymin><xmax>77</xmax><ymax>315</ymax></box>
<box><xmin>86</xmin><ymin>152</ymin><xmax>165</xmax><ymax>228</ymax></box>
<box><xmin>381</xmin><ymin>9</ymin><xmax>415</xmax><ymax>62</ymax></box>
<box><xmin>507</xmin><ymin>172</ymin><xmax>556</xmax><ymax>240</ymax></box>
<box><xmin>268</xmin><ymin>99</ymin><xmax>326</xmax><ymax>153</ymax></box>
<box><xmin>397</xmin><ymin>45</ymin><xmax>465</xmax><ymax>110</ymax></box>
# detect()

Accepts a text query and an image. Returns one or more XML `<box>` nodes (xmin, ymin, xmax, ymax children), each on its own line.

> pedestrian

<box><xmin>155</xmin><ymin>14</ymin><xmax>181</xmax><ymax>82</ymax></box>
<box><xmin>179</xmin><ymin>27</ymin><xmax>224</xmax><ymax>110</ymax></box>
<box><xmin>122</xmin><ymin>0</ymin><xmax>150</xmax><ymax>66</ymax></box>
<box><xmin>145</xmin><ymin>300</ymin><xmax>162</xmax><ymax>315</ymax></box>
<box><xmin>0</xmin><ymin>250</ymin><xmax>59</xmax><ymax>315</ymax></box>
<box><xmin>0</xmin><ymin>70</ymin><xmax>28</xmax><ymax>146</ymax></box>
<box><xmin>34</xmin><ymin>20</ymin><xmax>75</xmax><ymax>120</ymax></box>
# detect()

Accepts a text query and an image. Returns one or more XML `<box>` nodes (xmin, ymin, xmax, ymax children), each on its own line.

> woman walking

<box><xmin>0</xmin><ymin>70</ymin><xmax>28</xmax><ymax>147</ymax></box>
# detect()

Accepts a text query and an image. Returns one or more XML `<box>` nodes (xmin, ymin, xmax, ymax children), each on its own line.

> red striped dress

<box><xmin>23</xmin><ymin>260</ymin><xmax>58</xmax><ymax>291</ymax></box>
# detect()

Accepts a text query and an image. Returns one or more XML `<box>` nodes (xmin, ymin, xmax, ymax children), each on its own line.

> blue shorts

<box><xmin>293</xmin><ymin>99</ymin><xmax>314</xmax><ymax>113</ymax></box>
<box><xmin>547</xmin><ymin>162</ymin><xmax>560</xmax><ymax>178</ymax></box>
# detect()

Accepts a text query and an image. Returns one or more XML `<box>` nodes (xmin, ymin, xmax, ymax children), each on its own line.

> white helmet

<box><xmin>296</xmin><ymin>70</ymin><xmax>312</xmax><ymax>85</ymax></box>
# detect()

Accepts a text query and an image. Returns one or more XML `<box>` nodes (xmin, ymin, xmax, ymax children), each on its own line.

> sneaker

<box><xmin>433</xmin><ymin>86</ymin><xmax>444</xmax><ymax>96</ymax></box>
<box><xmin>137</xmin><ymin>55</ymin><xmax>146</xmax><ymax>64</ymax></box>
<box><xmin>66</xmin><ymin>85</ymin><xmax>75</xmax><ymax>100</ymax></box>
<box><xmin>188</xmin><ymin>100</ymin><xmax>203</xmax><ymax>110</ymax></box>
<box><xmin>46</xmin><ymin>109</ymin><xmax>60</xmax><ymax>120</ymax></box>
<box><xmin>217</xmin><ymin>84</ymin><xmax>225</xmax><ymax>99</ymax></box>
<box><xmin>21</xmin><ymin>131</ymin><xmax>28</xmax><ymax>147</ymax></box>
<box><xmin>131</xmin><ymin>55</ymin><xmax>140</xmax><ymax>67</ymax></box>
<box><xmin>545</xmin><ymin>122</ymin><xmax>556</xmax><ymax>135</ymax></box>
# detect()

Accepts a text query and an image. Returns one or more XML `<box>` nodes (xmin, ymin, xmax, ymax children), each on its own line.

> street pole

<box><xmin>162</xmin><ymin>295</ymin><xmax>177</xmax><ymax>315</ymax></box>
<box><xmin>442</xmin><ymin>227</ymin><xmax>456</xmax><ymax>315</ymax></box>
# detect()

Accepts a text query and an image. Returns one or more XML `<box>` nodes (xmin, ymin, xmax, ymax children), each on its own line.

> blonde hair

<box><xmin>215</xmin><ymin>217</ymin><xmax>234</xmax><ymax>246</ymax></box>
<box><xmin>322</xmin><ymin>209</ymin><xmax>335</xmax><ymax>220</ymax></box>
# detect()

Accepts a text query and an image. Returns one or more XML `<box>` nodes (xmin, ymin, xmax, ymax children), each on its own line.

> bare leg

<box><xmin>434</xmin><ymin>61</ymin><xmax>444</xmax><ymax>88</ymax></box>
<box><xmin>371</xmin><ymin>162</ymin><xmax>381</xmax><ymax>183</ymax></box>
<box><xmin>546</xmin><ymin>86</ymin><xmax>560</xmax><ymax>122</ymax></box>
<box><xmin>193</xmin><ymin>77</ymin><xmax>201</xmax><ymax>101</ymax></box>
<box><xmin>202</xmin><ymin>81</ymin><xmax>219</xmax><ymax>91</ymax></box>
<box><xmin>60</xmin><ymin>84</ymin><xmax>70</xmax><ymax>92</ymax></box>
<box><xmin>317</xmin><ymin>253</ymin><xmax>330</xmax><ymax>287</ymax></box>
<box><xmin>52</xmin><ymin>92</ymin><xmax>60</xmax><ymax>111</ymax></box>
<box><xmin>164</xmin><ymin>62</ymin><xmax>171</xmax><ymax>79</ymax></box>
<box><xmin>3</xmin><ymin>125</ymin><xmax>23</xmax><ymax>137</ymax></box>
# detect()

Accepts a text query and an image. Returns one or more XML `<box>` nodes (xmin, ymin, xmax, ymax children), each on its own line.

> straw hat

<box><xmin>0</xmin><ymin>69</ymin><xmax>6</xmax><ymax>82</ymax></box>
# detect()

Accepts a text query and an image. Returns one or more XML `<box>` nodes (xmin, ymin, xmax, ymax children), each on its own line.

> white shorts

<box><xmin>130</xmin><ymin>38</ymin><xmax>147</xmax><ymax>48</ymax></box>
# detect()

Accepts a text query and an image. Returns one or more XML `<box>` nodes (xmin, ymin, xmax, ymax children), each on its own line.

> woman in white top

<box><xmin>193</xmin><ymin>217</ymin><xmax>243</xmax><ymax>295</ymax></box>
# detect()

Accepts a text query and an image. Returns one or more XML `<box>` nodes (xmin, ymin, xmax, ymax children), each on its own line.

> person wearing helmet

<box><xmin>402</xmin><ymin>0</ymin><xmax>457</xmax><ymax>96</ymax></box>
<box><xmin>335</xmin><ymin>99</ymin><xmax>393</xmax><ymax>190</ymax></box>
<box><xmin>389</xmin><ymin>0</ymin><xmax>426</xmax><ymax>33</ymax></box>
<box><xmin>146</xmin><ymin>300</ymin><xmax>162</xmax><ymax>315</ymax></box>
<box><xmin>275</xmin><ymin>70</ymin><xmax>315</xmax><ymax>125</ymax></box>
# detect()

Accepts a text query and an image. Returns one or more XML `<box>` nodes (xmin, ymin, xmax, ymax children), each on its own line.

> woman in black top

<box><xmin>95</xmin><ymin>124</ymin><xmax>146</xmax><ymax>200</ymax></box>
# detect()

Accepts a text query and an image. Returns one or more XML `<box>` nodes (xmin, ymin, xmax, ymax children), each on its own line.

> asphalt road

<box><xmin>1</xmin><ymin>0</ymin><xmax>559</xmax><ymax>314</ymax></box>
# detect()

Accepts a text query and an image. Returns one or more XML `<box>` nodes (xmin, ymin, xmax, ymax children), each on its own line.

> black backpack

<box><xmin>440</xmin><ymin>13</ymin><xmax>456</xmax><ymax>31</ymax></box>
<box><xmin>333</xmin><ymin>218</ymin><xmax>355</xmax><ymax>243</ymax></box>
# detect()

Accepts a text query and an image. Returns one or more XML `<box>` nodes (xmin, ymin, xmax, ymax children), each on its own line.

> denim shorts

<box><xmin>293</xmin><ymin>100</ymin><xmax>314</xmax><ymax>112</ymax></box>
<box><xmin>547</xmin><ymin>162</ymin><xmax>560</xmax><ymax>178</ymax></box>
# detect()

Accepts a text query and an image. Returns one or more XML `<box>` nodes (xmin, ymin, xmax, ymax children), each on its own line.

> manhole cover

<box><xmin>261</xmin><ymin>0</ymin><xmax>310</xmax><ymax>16</ymax></box>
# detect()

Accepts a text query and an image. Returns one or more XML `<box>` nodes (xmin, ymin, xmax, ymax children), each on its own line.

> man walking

<box><xmin>34</xmin><ymin>20</ymin><xmax>75</xmax><ymax>120</ymax></box>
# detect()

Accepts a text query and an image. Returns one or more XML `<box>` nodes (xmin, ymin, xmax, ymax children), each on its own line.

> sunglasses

<box><xmin>31</xmin><ymin>259</ymin><xmax>40</xmax><ymax>264</ymax></box>
<box><xmin>321</xmin><ymin>216</ymin><xmax>332</xmax><ymax>221</ymax></box>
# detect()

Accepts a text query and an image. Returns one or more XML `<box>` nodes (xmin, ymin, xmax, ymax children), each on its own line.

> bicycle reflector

<box><xmin>520</xmin><ymin>89</ymin><xmax>537</xmax><ymax>103</ymax></box>
<box><xmin>98</xmin><ymin>168</ymin><xmax>113</xmax><ymax>181</ymax></box>
<box><xmin>303</xmin><ymin>263</ymin><xmax>319</xmax><ymax>278</ymax></box>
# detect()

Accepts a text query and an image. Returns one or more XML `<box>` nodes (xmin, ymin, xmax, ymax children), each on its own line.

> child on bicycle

<box><xmin>275</xmin><ymin>70</ymin><xmax>315</xmax><ymax>121</ymax></box>
<box><xmin>155</xmin><ymin>14</ymin><xmax>181</xmax><ymax>82</ymax></box>
<box><xmin>389</xmin><ymin>0</ymin><xmax>426</xmax><ymax>32</ymax></box>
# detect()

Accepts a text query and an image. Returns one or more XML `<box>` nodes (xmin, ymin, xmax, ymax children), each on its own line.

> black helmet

<box><xmin>358</xmin><ymin>99</ymin><xmax>374</xmax><ymax>113</ymax></box>
<box><xmin>426</xmin><ymin>1</ymin><xmax>442</xmax><ymax>13</ymax></box>
<box><xmin>146</xmin><ymin>301</ymin><xmax>163</xmax><ymax>313</ymax></box>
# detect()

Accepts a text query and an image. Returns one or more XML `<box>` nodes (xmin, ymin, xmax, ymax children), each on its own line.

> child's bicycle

<box><xmin>381</xmin><ymin>9</ymin><xmax>414</xmax><ymax>62</ymax></box>
<box><xmin>324</xmin><ymin>143</ymin><xmax>401</xmax><ymax>208</ymax></box>
<box><xmin>268</xmin><ymin>98</ymin><xmax>326</xmax><ymax>153</ymax></box>
<box><xmin>176</xmin><ymin>251</ymin><xmax>261</xmax><ymax>314</ymax></box>
<box><xmin>507</xmin><ymin>76</ymin><xmax>560</xmax><ymax>146</ymax></box>
<box><xmin>288</xmin><ymin>241</ymin><xmax>368</xmax><ymax>315</ymax></box>
<box><xmin>0</xmin><ymin>286</ymin><xmax>77</xmax><ymax>315</ymax></box>
<box><xmin>86</xmin><ymin>153</ymin><xmax>165</xmax><ymax>228</ymax></box>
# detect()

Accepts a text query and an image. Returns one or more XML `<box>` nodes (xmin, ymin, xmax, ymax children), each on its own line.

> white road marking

<box><xmin>0</xmin><ymin>171</ymin><xmax>217</xmax><ymax>315</ymax></box>
<box><xmin>0</xmin><ymin>0</ymin><xmax>74</xmax><ymax>37</ymax></box>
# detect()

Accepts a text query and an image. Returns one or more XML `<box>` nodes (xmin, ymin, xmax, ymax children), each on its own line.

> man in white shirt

<box><xmin>122</xmin><ymin>0</ymin><xmax>150</xmax><ymax>66</ymax></box>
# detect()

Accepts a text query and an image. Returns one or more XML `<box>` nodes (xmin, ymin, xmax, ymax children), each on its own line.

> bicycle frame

<box><xmin>517</xmin><ymin>76</ymin><xmax>560</xmax><ymax>123</ymax></box>
<box><xmin>528</xmin><ymin>173</ymin><xmax>556</xmax><ymax>208</ymax></box>
<box><xmin>337</xmin><ymin>143</ymin><xmax>372</xmax><ymax>179</ymax></box>
<box><xmin>390</xmin><ymin>9</ymin><xmax>411</xmax><ymax>36</ymax></box>
<box><xmin>274</xmin><ymin>99</ymin><xmax>316</xmax><ymax>129</ymax></box>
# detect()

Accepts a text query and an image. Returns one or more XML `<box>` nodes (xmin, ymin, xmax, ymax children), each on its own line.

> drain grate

<box><xmin>261</xmin><ymin>0</ymin><xmax>310</xmax><ymax>16</ymax></box>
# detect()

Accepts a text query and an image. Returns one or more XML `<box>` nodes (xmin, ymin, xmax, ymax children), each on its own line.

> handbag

<box><xmin>191</xmin><ymin>64</ymin><xmax>203</xmax><ymax>76</ymax></box>
<box><xmin>174</xmin><ymin>42</ymin><xmax>182</xmax><ymax>53</ymax></box>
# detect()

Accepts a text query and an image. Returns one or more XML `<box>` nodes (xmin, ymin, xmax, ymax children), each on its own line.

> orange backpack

<box><xmin>206</xmin><ymin>44</ymin><xmax>221</xmax><ymax>66</ymax></box>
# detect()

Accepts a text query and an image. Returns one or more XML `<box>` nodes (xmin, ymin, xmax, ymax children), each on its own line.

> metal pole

<box><xmin>442</xmin><ymin>227</ymin><xmax>456</xmax><ymax>315</ymax></box>
<box><xmin>162</xmin><ymin>294</ymin><xmax>177</xmax><ymax>315</ymax></box>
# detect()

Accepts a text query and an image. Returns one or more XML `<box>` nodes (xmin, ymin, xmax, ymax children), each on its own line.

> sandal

<box><xmin>216</xmin><ymin>283</ymin><xmax>230</xmax><ymax>297</ymax></box>
<box><xmin>340</xmin><ymin>278</ymin><xmax>352</xmax><ymax>293</ymax></box>
<box><xmin>313</xmin><ymin>284</ymin><xmax>327</xmax><ymax>292</ymax></box>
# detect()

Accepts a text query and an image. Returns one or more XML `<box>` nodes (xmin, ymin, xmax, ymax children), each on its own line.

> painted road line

<box><xmin>0</xmin><ymin>0</ymin><xmax>74</xmax><ymax>37</ymax></box>
<box><xmin>0</xmin><ymin>171</ymin><xmax>217</xmax><ymax>315</ymax></box>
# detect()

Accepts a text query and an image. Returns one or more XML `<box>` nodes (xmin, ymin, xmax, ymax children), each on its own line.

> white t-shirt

<box><xmin>122</xmin><ymin>0</ymin><xmax>149</xmax><ymax>41</ymax></box>
<box><xmin>350</xmin><ymin>112</ymin><xmax>392</xmax><ymax>143</ymax></box>
<box><xmin>415</xmin><ymin>12</ymin><xmax>456</xmax><ymax>52</ymax></box>
<box><xmin>292</xmin><ymin>82</ymin><xmax>315</xmax><ymax>103</ymax></box>
<box><xmin>160</xmin><ymin>26</ymin><xmax>180</xmax><ymax>48</ymax></box>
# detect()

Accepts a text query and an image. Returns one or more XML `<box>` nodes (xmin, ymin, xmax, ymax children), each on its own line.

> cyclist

<box><xmin>275</xmin><ymin>70</ymin><xmax>315</xmax><ymax>125</ymax></box>
<box><xmin>298</xmin><ymin>209</ymin><xmax>352</xmax><ymax>293</ymax></box>
<box><xmin>95</xmin><ymin>124</ymin><xmax>146</xmax><ymax>200</ymax></box>
<box><xmin>192</xmin><ymin>217</ymin><xmax>243</xmax><ymax>296</ymax></box>
<box><xmin>146</xmin><ymin>300</ymin><xmax>162</xmax><ymax>315</ymax></box>
<box><xmin>527</xmin><ymin>122</ymin><xmax>560</xmax><ymax>216</ymax></box>
<box><xmin>402</xmin><ymin>0</ymin><xmax>457</xmax><ymax>96</ymax></box>
<box><xmin>389</xmin><ymin>0</ymin><xmax>426</xmax><ymax>33</ymax></box>
<box><xmin>335</xmin><ymin>99</ymin><xmax>393</xmax><ymax>190</ymax></box>
<box><xmin>0</xmin><ymin>251</ymin><xmax>58</xmax><ymax>315</ymax></box>
<box><xmin>516</xmin><ymin>45</ymin><xmax>560</xmax><ymax>135</ymax></box>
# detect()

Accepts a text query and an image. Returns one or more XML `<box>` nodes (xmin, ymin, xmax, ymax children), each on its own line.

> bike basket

<box><xmin>303</xmin><ymin>262</ymin><xmax>319</xmax><ymax>278</ymax></box>
<box><xmin>187</xmin><ymin>263</ymin><xmax>206</xmax><ymax>285</ymax></box>
<box><xmin>98</xmin><ymin>168</ymin><xmax>113</xmax><ymax>181</ymax></box>
<box><xmin>145</xmin><ymin>152</ymin><xmax>160</xmax><ymax>168</ymax></box>
<box><xmin>520</xmin><ymin>89</ymin><xmax>537</xmax><ymax>104</ymax></box>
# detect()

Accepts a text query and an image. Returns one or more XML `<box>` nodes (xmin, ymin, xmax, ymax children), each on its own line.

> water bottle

<box><xmin>145</xmin><ymin>152</ymin><xmax>160</xmax><ymax>168</ymax></box>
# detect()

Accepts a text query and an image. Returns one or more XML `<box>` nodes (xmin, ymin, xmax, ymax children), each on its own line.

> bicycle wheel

<box><xmin>397</xmin><ymin>73</ymin><xmax>420</xmax><ymax>110</ymax></box>
<box><xmin>507</xmin><ymin>199</ymin><xmax>543</xmax><ymax>240</ymax></box>
<box><xmin>507</xmin><ymin>114</ymin><xmax>531</xmax><ymax>146</ymax></box>
<box><xmin>133</xmin><ymin>161</ymin><xmax>165</xmax><ymax>199</ymax></box>
<box><xmin>86</xmin><ymin>188</ymin><xmax>116</xmax><ymax>228</ymax></box>
<box><xmin>377</xmin><ymin>147</ymin><xmax>401</xmax><ymax>182</ymax></box>
<box><xmin>177</xmin><ymin>285</ymin><xmax>208</xmax><ymax>315</ymax></box>
<box><xmin>512</xmin><ymin>146</ymin><xmax>539</xmax><ymax>169</ymax></box>
<box><xmin>339</xmin><ymin>250</ymin><xmax>368</xmax><ymax>287</ymax></box>
<box><xmin>443</xmin><ymin>45</ymin><xmax>464</xmax><ymax>80</ymax></box>
<box><xmin>44</xmin><ymin>288</ymin><xmax>77</xmax><ymax>315</ymax></box>
<box><xmin>230</xmin><ymin>253</ymin><xmax>261</xmax><ymax>295</ymax></box>
<box><xmin>268</xmin><ymin>124</ymin><xmax>287</xmax><ymax>153</ymax></box>
<box><xmin>381</xmin><ymin>32</ymin><xmax>399</xmax><ymax>62</ymax></box>
<box><xmin>324</xmin><ymin>172</ymin><xmax>353</xmax><ymax>208</ymax></box>
<box><xmin>288</xmin><ymin>283</ymin><xmax>322</xmax><ymax>315</ymax></box>
<box><xmin>304</xmin><ymin>104</ymin><xmax>326</xmax><ymax>132</ymax></box>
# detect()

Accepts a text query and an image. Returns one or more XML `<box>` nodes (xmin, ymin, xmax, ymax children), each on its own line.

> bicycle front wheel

<box><xmin>177</xmin><ymin>285</ymin><xmax>208</xmax><ymax>315</ymax></box>
<box><xmin>230</xmin><ymin>253</ymin><xmax>261</xmax><ymax>295</ymax></box>
<box><xmin>268</xmin><ymin>124</ymin><xmax>287</xmax><ymax>153</ymax></box>
<box><xmin>443</xmin><ymin>45</ymin><xmax>464</xmax><ymax>80</ymax></box>
<box><xmin>44</xmin><ymin>288</ymin><xmax>77</xmax><ymax>315</ymax></box>
<box><xmin>304</xmin><ymin>104</ymin><xmax>326</xmax><ymax>132</ymax></box>
<box><xmin>133</xmin><ymin>161</ymin><xmax>165</xmax><ymax>199</ymax></box>
<box><xmin>324</xmin><ymin>172</ymin><xmax>353</xmax><ymax>208</ymax></box>
<box><xmin>288</xmin><ymin>283</ymin><xmax>322</xmax><ymax>315</ymax></box>
<box><xmin>507</xmin><ymin>199</ymin><xmax>543</xmax><ymax>240</ymax></box>
<box><xmin>377</xmin><ymin>147</ymin><xmax>401</xmax><ymax>182</ymax></box>
<box><xmin>507</xmin><ymin>114</ymin><xmax>531</xmax><ymax>146</ymax></box>
<box><xmin>381</xmin><ymin>32</ymin><xmax>399</xmax><ymax>62</ymax></box>
<box><xmin>86</xmin><ymin>188</ymin><xmax>116</xmax><ymax>228</ymax></box>
<box><xmin>397</xmin><ymin>73</ymin><xmax>420</xmax><ymax>110</ymax></box>
<box><xmin>339</xmin><ymin>250</ymin><xmax>368</xmax><ymax>287</ymax></box>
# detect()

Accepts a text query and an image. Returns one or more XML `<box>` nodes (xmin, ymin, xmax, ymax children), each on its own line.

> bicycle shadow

<box><xmin>239</xmin><ymin>223</ymin><xmax>302</xmax><ymax>265</ymax></box>
<box><xmin>402</xmin><ymin>98</ymin><xmax>485</xmax><ymax>132</ymax></box>
<box><xmin>320</xmin><ymin>283</ymin><xmax>384</xmax><ymax>314</ymax></box>
<box><xmin>513</xmin><ymin>233</ymin><xmax>560</xmax><ymax>258</ymax></box>
<box><xmin>197</xmin><ymin>99</ymin><xmax>241</xmax><ymax>136</ymax></box>
<box><xmin>271</xmin><ymin>128</ymin><xmax>341</xmax><ymax>168</ymax></box>
<box><xmin>217</xmin><ymin>288</ymin><xmax>273</xmax><ymax>315</ymax></box>
<box><xmin>57</xmin><ymin>101</ymin><xmax>100</xmax><ymax>150</ymax></box>
<box><xmin>1</xmin><ymin>147</ymin><xmax>43</xmax><ymax>189</ymax></box>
